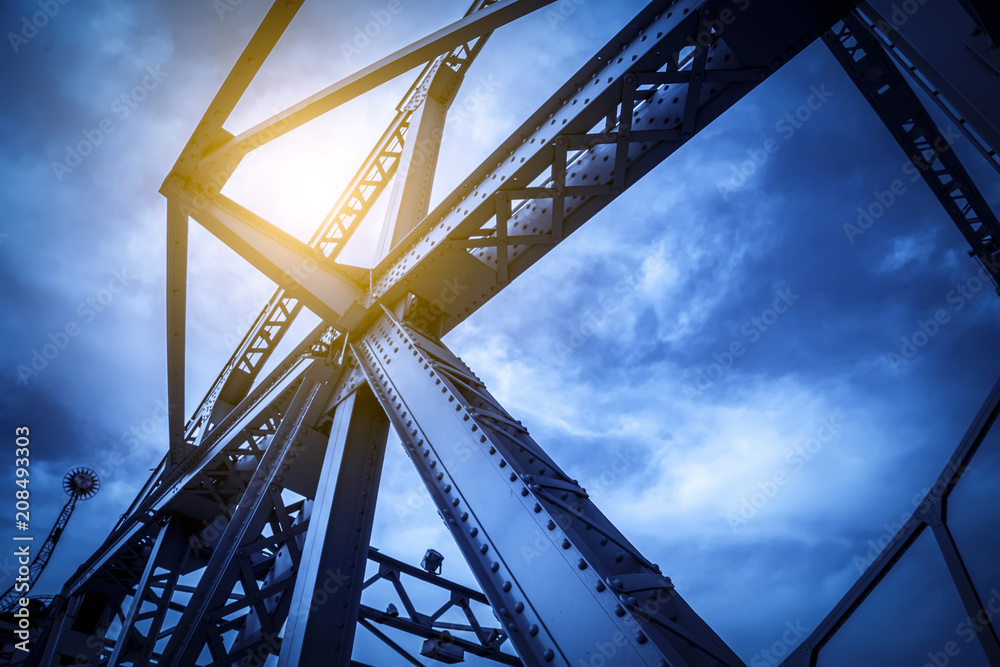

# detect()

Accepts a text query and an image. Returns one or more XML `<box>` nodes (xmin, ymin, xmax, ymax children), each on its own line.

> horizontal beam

<box><xmin>196</xmin><ymin>0</ymin><xmax>556</xmax><ymax>171</ymax></box>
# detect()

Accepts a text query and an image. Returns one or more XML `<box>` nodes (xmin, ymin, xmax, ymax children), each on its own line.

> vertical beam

<box><xmin>181</xmin><ymin>0</ymin><xmax>499</xmax><ymax>451</ymax></box>
<box><xmin>279</xmin><ymin>385</ymin><xmax>391</xmax><ymax>666</ymax></box>
<box><xmin>166</xmin><ymin>202</ymin><xmax>188</xmax><ymax>469</ymax></box>
<box><xmin>353</xmin><ymin>310</ymin><xmax>745</xmax><ymax>666</ymax></box>
<box><xmin>159</xmin><ymin>362</ymin><xmax>338</xmax><ymax>665</ymax></box>
<box><xmin>374</xmin><ymin>66</ymin><xmax>455</xmax><ymax>262</ymax></box>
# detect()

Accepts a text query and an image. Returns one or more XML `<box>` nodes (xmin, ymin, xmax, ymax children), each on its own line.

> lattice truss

<box><xmin>26</xmin><ymin>0</ymin><xmax>1000</xmax><ymax>665</ymax></box>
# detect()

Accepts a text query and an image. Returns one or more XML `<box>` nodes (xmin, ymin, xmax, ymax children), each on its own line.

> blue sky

<box><xmin>2</xmin><ymin>0</ymin><xmax>1000</xmax><ymax>664</ymax></box>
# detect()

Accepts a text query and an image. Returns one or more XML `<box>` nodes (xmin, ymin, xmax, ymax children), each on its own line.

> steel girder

<box><xmin>822</xmin><ymin>14</ymin><xmax>1000</xmax><ymax>288</ymax></box>
<box><xmin>156</xmin><ymin>360</ymin><xmax>341</xmax><ymax>665</ymax></box>
<box><xmin>161</xmin><ymin>0</ymin><xmax>307</xmax><ymax>468</ymax></box>
<box><xmin>348</xmin><ymin>0</ymin><xmax>848</xmax><ymax>335</ymax></box>
<box><xmin>278</xmin><ymin>385</ymin><xmax>390</xmax><ymax>666</ymax></box>
<box><xmin>353</xmin><ymin>309</ymin><xmax>745</xmax><ymax>665</ymax></box>
<box><xmin>104</xmin><ymin>518</ymin><xmax>186</xmax><ymax>667</ymax></box>
<box><xmin>195</xmin><ymin>0</ymin><xmax>558</xmax><ymax>168</ymax></box>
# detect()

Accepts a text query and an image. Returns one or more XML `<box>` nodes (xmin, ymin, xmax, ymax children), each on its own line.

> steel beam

<box><xmin>166</xmin><ymin>202</ymin><xmax>188</xmax><ymax>468</ymax></box>
<box><xmin>353</xmin><ymin>309</ymin><xmax>745</xmax><ymax>666</ymax></box>
<box><xmin>858</xmin><ymin>0</ymin><xmax>1000</xmax><ymax>160</ymax></box>
<box><xmin>360</xmin><ymin>548</ymin><xmax>518</xmax><ymax>664</ymax></box>
<box><xmin>105</xmin><ymin>517</ymin><xmax>185</xmax><ymax>667</ymax></box>
<box><xmin>374</xmin><ymin>65</ymin><xmax>456</xmax><ymax>262</ymax></box>
<box><xmin>279</xmin><ymin>385</ymin><xmax>390</xmax><ymax>666</ymax></box>
<box><xmin>356</xmin><ymin>0</ymin><xmax>849</xmax><ymax>336</ymax></box>
<box><xmin>158</xmin><ymin>361</ymin><xmax>339</xmax><ymax>664</ymax></box>
<box><xmin>823</xmin><ymin>13</ymin><xmax>1000</xmax><ymax>286</ymax></box>
<box><xmin>165</xmin><ymin>187</ymin><xmax>365</xmax><ymax>324</ymax></box>
<box><xmin>162</xmin><ymin>0</ymin><xmax>305</xmax><ymax>185</ymax></box>
<box><xmin>61</xmin><ymin>327</ymin><xmax>326</xmax><ymax>599</ymax></box>
<box><xmin>39</xmin><ymin>0</ymin><xmax>872</xmax><ymax>663</ymax></box>
<box><xmin>198</xmin><ymin>0</ymin><xmax>557</xmax><ymax>169</ymax></box>
<box><xmin>931</xmin><ymin>521</ymin><xmax>1000</xmax><ymax>662</ymax></box>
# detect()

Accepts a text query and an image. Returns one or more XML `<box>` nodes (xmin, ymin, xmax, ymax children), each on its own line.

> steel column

<box><xmin>279</xmin><ymin>385</ymin><xmax>390</xmax><ymax>666</ymax></box>
<box><xmin>158</xmin><ymin>361</ymin><xmax>339</xmax><ymax>664</ymax></box>
<box><xmin>931</xmin><ymin>521</ymin><xmax>1000</xmax><ymax>662</ymax></box>
<box><xmin>181</xmin><ymin>0</ymin><xmax>500</xmax><ymax>453</ymax></box>
<box><xmin>166</xmin><ymin>203</ymin><xmax>188</xmax><ymax>468</ymax></box>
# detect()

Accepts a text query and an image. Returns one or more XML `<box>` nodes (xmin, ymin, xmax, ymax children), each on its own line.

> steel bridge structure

<box><xmin>13</xmin><ymin>0</ymin><xmax>1000</xmax><ymax>664</ymax></box>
